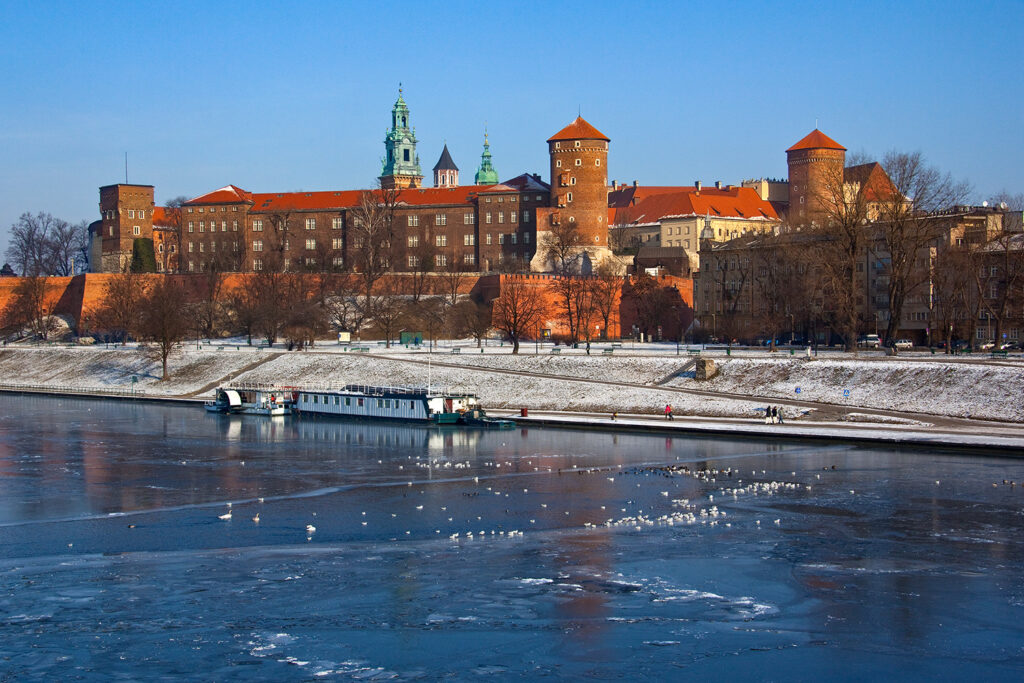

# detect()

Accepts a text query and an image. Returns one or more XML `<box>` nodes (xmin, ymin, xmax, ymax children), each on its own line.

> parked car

<box><xmin>857</xmin><ymin>334</ymin><xmax>881</xmax><ymax>349</ymax></box>
<box><xmin>980</xmin><ymin>340</ymin><xmax>996</xmax><ymax>351</ymax></box>
<box><xmin>894</xmin><ymin>339</ymin><xmax>914</xmax><ymax>350</ymax></box>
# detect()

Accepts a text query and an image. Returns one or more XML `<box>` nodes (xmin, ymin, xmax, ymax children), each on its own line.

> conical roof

<box><xmin>432</xmin><ymin>144</ymin><xmax>458</xmax><ymax>172</ymax></box>
<box><xmin>786</xmin><ymin>129</ymin><xmax>846</xmax><ymax>153</ymax></box>
<box><xmin>547</xmin><ymin>116</ymin><xmax>609</xmax><ymax>142</ymax></box>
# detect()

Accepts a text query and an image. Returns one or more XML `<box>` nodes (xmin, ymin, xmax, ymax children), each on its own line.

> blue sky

<box><xmin>1</xmin><ymin>1</ymin><xmax>1021</xmax><ymax>258</ymax></box>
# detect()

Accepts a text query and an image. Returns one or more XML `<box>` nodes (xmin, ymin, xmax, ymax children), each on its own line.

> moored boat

<box><xmin>294</xmin><ymin>384</ymin><xmax>499</xmax><ymax>425</ymax></box>
<box><xmin>205</xmin><ymin>385</ymin><xmax>294</xmax><ymax>417</ymax></box>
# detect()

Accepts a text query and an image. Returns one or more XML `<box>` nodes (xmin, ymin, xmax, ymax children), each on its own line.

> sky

<box><xmin>1</xmin><ymin>0</ymin><xmax>1022</xmax><ymax>259</ymax></box>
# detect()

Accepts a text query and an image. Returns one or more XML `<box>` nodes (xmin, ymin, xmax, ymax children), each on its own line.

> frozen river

<box><xmin>1</xmin><ymin>395</ymin><xmax>1023</xmax><ymax>680</ymax></box>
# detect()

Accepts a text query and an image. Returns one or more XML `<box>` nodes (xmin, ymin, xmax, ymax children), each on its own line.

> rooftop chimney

<box><xmin>695</xmin><ymin>180</ymin><xmax>702</xmax><ymax>192</ymax></box>
<box><xmin>715</xmin><ymin>181</ymin><xmax>723</xmax><ymax>190</ymax></box>
<box><xmin>612</xmin><ymin>180</ymin><xmax>618</xmax><ymax>189</ymax></box>
<box><xmin>633</xmin><ymin>180</ymin><xmax>638</xmax><ymax>189</ymax></box>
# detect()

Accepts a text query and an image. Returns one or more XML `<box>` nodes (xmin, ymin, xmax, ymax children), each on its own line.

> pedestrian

<box><xmin>771</xmin><ymin>406</ymin><xmax>778</xmax><ymax>424</ymax></box>
<box><xmin>611</xmin><ymin>411</ymin><xmax>617</xmax><ymax>421</ymax></box>
<box><xmin>665</xmin><ymin>404</ymin><xmax>674</xmax><ymax>420</ymax></box>
<box><xmin>586</xmin><ymin>341</ymin><xmax>591</xmax><ymax>355</ymax></box>
<box><xmin>765</xmin><ymin>405</ymin><xmax>772</xmax><ymax>424</ymax></box>
<box><xmin>777</xmin><ymin>406</ymin><xmax>784</xmax><ymax>424</ymax></box>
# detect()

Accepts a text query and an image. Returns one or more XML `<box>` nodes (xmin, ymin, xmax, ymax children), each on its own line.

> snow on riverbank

<box><xmin>0</xmin><ymin>344</ymin><xmax>1020</xmax><ymax>422</ymax></box>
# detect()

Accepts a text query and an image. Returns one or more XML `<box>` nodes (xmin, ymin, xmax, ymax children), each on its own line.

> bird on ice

<box><xmin>306</xmin><ymin>524</ymin><xmax>316</xmax><ymax>534</ymax></box>
<box><xmin>218</xmin><ymin>511</ymin><xmax>232</xmax><ymax>520</ymax></box>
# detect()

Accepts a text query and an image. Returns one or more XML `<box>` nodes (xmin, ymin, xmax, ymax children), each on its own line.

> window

<box><xmin>436</xmin><ymin>214</ymin><xmax>447</xmax><ymax>225</ymax></box>
<box><xmin>252</xmin><ymin>240</ymin><xmax>263</xmax><ymax>252</ymax></box>
<box><xmin>555</xmin><ymin>142</ymin><xmax>561</xmax><ymax>149</ymax></box>
<box><xmin>305</xmin><ymin>257</ymin><xmax>315</xmax><ymax>266</ymax></box>
<box><xmin>575</xmin><ymin>159</ymin><xmax>581</xmax><ymax>166</ymax></box>
<box><xmin>596</xmin><ymin>159</ymin><xmax>601</xmax><ymax>166</ymax></box>
<box><xmin>232</xmin><ymin>241</ymin><xmax>239</xmax><ymax>252</ymax></box>
<box><xmin>408</xmin><ymin>235</ymin><xmax>419</xmax><ymax>247</ymax></box>
<box><xmin>332</xmin><ymin>216</ymin><xmax>342</xmax><ymax>230</ymax></box>
<box><xmin>332</xmin><ymin>238</ymin><xmax>343</xmax><ymax>250</ymax></box>
<box><xmin>232</xmin><ymin>206</ymin><xmax>238</xmax><ymax>212</ymax></box>
<box><xmin>524</xmin><ymin>232</ymin><xmax>530</xmax><ymax>244</ymax></box>
<box><xmin>464</xmin><ymin>212</ymin><xmax>474</xmax><ymax>224</ymax></box>
<box><xmin>567</xmin><ymin>192</ymin><xmax>573</xmax><ymax>202</ymax></box>
<box><xmin>497</xmin><ymin>197</ymin><xmax>503</xmax><ymax>203</ymax></box>
<box><xmin>188</xmin><ymin>260</ymin><xmax>194</xmax><ymax>272</ymax></box>
<box><xmin>498</xmin><ymin>233</ymin><xmax>504</xmax><ymax>245</ymax></box>
<box><xmin>486</xmin><ymin>234</ymin><xmax>492</xmax><ymax>245</ymax></box>
<box><xmin>498</xmin><ymin>212</ymin><xmax>504</xmax><ymax>224</ymax></box>
<box><xmin>252</xmin><ymin>219</ymin><xmax>263</xmax><ymax>231</ymax></box>
<box><xmin>232</xmin><ymin>220</ymin><xmax>238</xmax><ymax>231</ymax></box>
<box><xmin>304</xmin><ymin>239</ymin><xmax>315</xmax><ymax>250</ymax></box>
<box><xmin>522</xmin><ymin>210</ymin><xmax>529</xmax><ymax>222</ymax></box>
<box><xmin>284</xmin><ymin>258</ymin><xmax>291</xmax><ymax>270</ymax></box>
<box><xmin>128</xmin><ymin>209</ymin><xmax>135</xmax><ymax>218</ymax></box>
<box><xmin>198</xmin><ymin>207</ymin><xmax>204</xmax><ymax>213</ymax></box>
<box><xmin>536</xmin><ymin>195</ymin><xmax>542</xmax><ymax>201</ymax></box>
<box><xmin>408</xmin><ymin>255</ymin><xmax>420</xmax><ymax>268</ymax></box>
<box><xmin>556</xmin><ymin>160</ymin><xmax>562</xmax><ymax>168</ymax></box>
<box><xmin>435</xmin><ymin>234</ymin><xmax>447</xmax><ymax>247</ymax></box>
<box><xmin>570</xmin><ymin>177</ymin><xmax>576</xmax><ymax>185</ymax></box>
<box><xmin>199</xmin><ymin>221</ymin><xmax>205</xmax><ymax>233</ymax></box>
<box><xmin>574</xmin><ymin>140</ymin><xmax>581</xmax><ymax>148</ymax></box>
<box><xmin>486</xmin><ymin>212</ymin><xmax>492</xmax><ymax>224</ymax></box>
<box><xmin>187</xmin><ymin>207</ymin><xmax>193</xmax><ymax>213</ymax></box>
<box><xmin>107</xmin><ymin>226</ymin><xmax>114</xmax><ymax>236</ymax></box>
<box><xmin>333</xmin><ymin>256</ymin><xmax>344</xmax><ymax>268</ymax></box>
<box><xmin>511</xmin><ymin>233</ymin><xmax>518</xmax><ymax>245</ymax></box>
<box><xmin>305</xmin><ymin>218</ymin><xmax>316</xmax><ymax>230</ymax></box>
<box><xmin>463</xmin><ymin>253</ymin><xmax>476</xmax><ymax>265</ymax></box>
<box><xmin>253</xmin><ymin>259</ymin><xmax>263</xmax><ymax>271</ymax></box>
<box><xmin>133</xmin><ymin>226</ymin><xmax>141</xmax><ymax>236</ymax></box>
<box><xmin>284</xmin><ymin>239</ymin><xmax>290</xmax><ymax>251</ymax></box>
<box><xmin>199</xmin><ymin>243</ymin><xmax>205</xmax><ymax>252</ymax></box>
<box><xmin>464</xmin><ymin>234</ymin><xmax>475</xmax><ymax>246</ymax></box>
<box><xmin>435</xmin><ymin>254</ymin><xmax>447</xmax><ymax>267</ymax></box>
<box><xmin>408</xmin><ymin>215</ymin><xmax>419</xmax><ymax>227</ymax></box>
<box><xmin>188</xmin><ymin>242</ymin><xmax>194</xmax><ymax>253</ymax></box>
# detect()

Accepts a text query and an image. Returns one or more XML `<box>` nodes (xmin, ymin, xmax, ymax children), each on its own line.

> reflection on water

<box><xmin>1</xmin><ymin>395</ymin><xmax>1023</xmax><ymax>680</ymax></box>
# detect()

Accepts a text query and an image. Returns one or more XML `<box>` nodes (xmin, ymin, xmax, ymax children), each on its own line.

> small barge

<box><xmin>205</xmin><ymin>385</ymin><xmax>294</xmax><ymax>417</ymax></box>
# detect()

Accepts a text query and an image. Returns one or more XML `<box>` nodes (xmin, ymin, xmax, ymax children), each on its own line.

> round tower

<box><xmin>546</xmin><ymin>116</ymin><xmax>610</xmax><ymax>248</ymax></box>
<box><xmin>786</xmin><ymin>129</ymin><xmax>846</xmax><ymax>224</ymax></box>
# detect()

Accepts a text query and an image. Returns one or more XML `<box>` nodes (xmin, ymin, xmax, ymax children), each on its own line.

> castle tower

<box><xmin>380</xmin><ymin>88</ymin><xmax>422</xmax><ymax>190</ymax></box>
<box><xmin>474</xmin><ymin>132</ymin><xmax>499</xmax><ymax>185</ymax></box>
<box><xmin>432</xmin><ymin>144</ymin><xmax>459</xmax><ymax>188</ymax></box>
<box><xmin>547</xmin><ymin>116</ymin><xmax>609</xmax><ymax>249</ymax></box>
<box><xmin>786</xmin><ymin>129</ymin><xmax>846</xmax><ymax>224</ymax></box>
<box><xmin>96</xmin><ymin>183</ymin><xmax>155</xmax><ymax>272</ymax></box>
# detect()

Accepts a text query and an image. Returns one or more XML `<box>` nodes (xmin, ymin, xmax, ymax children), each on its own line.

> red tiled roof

<box><xmin>616</xmin><ymin>187</ymin><xmax>780</xmax><ymax>226</ymax></box>
<box><xmin>547</xmin><ymin>116</ymin><xmax>610</xmax><ymax>142</ymax></box>
<box><xmin>844</xmin><ymin>162</ymin><xmax>900</xmax><ymax>202</ymax></box>
<box><xmin>248</xmin><ymin>185</ymin><xmax>498</xmax><ymax>213</ymax></box>
<box><xmin>786</xmin><ymin>129</ymin><xmax>846</xmax><ymax>153</ymax></box>
<box><xmin>186</xmin><ymin>185</ymin><xmax>253</xmax><ymax>205</ymax></box>
<box><xmin>152</xmin><ymin>207</ymin><xmax>176</xmax><ymax>227</ymax></box>
<box><xmin>608</xmin><ymin>185</ymin><xmax>691</xmax><ymax>209</ymax></box>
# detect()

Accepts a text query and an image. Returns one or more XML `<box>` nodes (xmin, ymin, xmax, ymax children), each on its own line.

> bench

<box><xmin>687</xmin><ymin>349</ymin><xmax>701</xmax><ymax>356</ymax></box>
<box><xmin>601</xmin><ymin>348</ymin><xmax>614</xmax><ymax>355</ymax></box>
<box><xmin>351</xmin><ymin>346</ymin><xmax>370</xmax><ymax>352</ymax></box>
<box><xmin>611</xmin><ymin>342</ymin><xmax>623</xmax><ymax>348</ymax></box>
<box><xmin>451</xmin><ymin>348</ymin><xmax>461</xmax><ymax>355</ymax></box>
<box><xmin>550</xmin><ymin>348</ymin><xmax>562</xmax><ymax>355</ymax></box>
<box><xmin>990</xmin><ymin>350</ymin><xmax>1009</xmax><ymax>358</ymax></box>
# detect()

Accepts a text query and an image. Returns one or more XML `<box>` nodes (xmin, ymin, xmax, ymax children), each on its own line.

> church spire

<box><xmin>474</xmin><ymin>130</ymin><xmax>498</xmax><ymax>186</ymax></box>
<box><xmin>380</xmin><ymin>86</ymin><xmax>423</xmax><ymax>190</ymax></box>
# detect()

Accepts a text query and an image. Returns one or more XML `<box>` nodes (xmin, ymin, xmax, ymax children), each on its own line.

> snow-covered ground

<box><xmin>0</xmin><ymin>341</ymin><xmax>1020</xmax><ymax>422</ymax></box>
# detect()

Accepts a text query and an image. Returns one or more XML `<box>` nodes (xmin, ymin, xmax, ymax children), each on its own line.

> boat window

<box><xmin>303</xmin><ymin>395</ymin><xmax>309</xmax><ymax>403</ymax></box>
<box><xmin>312</xmin><ymin>395</ymin><xmax>318</xmax><ymax>404</ymax></box>
<box><xmin>334</xmin><ymin>396</ymin><xmax>340</xmax><ymax>405</ymax></box>
<box><xmin>377</xmin><ymin>399</ymin><xmax>384</xmax><ymax>408</ymax></box>
<box><xmin>410</xmin><ymin>401</ymin><xmax>415</xmax><ymax>410</ymax></box>
<box><xmin>346</xmin><ymin>397</ymin><xmax>351</xmax><ymax>406</ymax></box>
<box><xmin>358</xmin><ymin>398</ymin><xmax>364</xmax><ymax>407</ymax></box>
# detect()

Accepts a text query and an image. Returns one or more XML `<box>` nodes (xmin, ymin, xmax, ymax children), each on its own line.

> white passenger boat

<box><xmin>294</xmin><ymin>384</ymin><xmax>509</xmax><ymax>426</ymax></box>
<box><xmin>205</xmin><ymin>385</ymin><xmax>294</xmax><ymax>417</ymax></box>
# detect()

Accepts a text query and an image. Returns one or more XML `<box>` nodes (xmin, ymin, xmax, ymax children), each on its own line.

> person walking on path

<box><xmin>777</xmin><ymin>406</ymin><xmax>784</xmax><ymax>424</ymax></box>
<box><xmin>771</xmin><ymin>406</ymin><xmax>778</xmax><ymax>424</ymax></box>
<box><xmin>665</xmin><ymin>404</ymin><xmax>674</xmax><ymax>420</ymax></box>
<box><xmin>586</xmin><ymin>341</ymin><xmax>591</xmax><ymax>355</ymax></box>
<box><xmin>765</xmin><ymin>405</ymin><xmax>772</xmax><ymax>424</ymax></box>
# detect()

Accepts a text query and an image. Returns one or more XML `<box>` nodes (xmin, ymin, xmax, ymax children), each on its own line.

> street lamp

<box><xmin>788</xmin><ymin>313</ymin><xmax>795</xmax><ymax>345</ymax></box>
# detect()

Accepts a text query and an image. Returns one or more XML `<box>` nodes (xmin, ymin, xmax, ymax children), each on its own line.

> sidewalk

<box><xmin>491</xmin><ymin>409</ymin><xmax>1024</xmax><ymax>453</ymax></box>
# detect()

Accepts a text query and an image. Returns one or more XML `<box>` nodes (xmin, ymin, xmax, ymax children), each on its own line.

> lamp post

<box><xmin>788</xmin><ymin>312</ymin><xmax>795</xmax><ymax>345</ymax></box>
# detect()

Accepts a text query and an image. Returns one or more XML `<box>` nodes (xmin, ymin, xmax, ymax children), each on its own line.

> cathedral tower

<box><xmin>786</xmin><ymin>129</ymin><xmax>846</xmax><ymax>224</ymax></box>
<box><xmin>380</xmin><ymin>88</ymin><xmax>423</xmax><ymax>190</ymax></box>
<box><xmin>474</xmin><ymin>132</ymin><xmax>499</xmax><ymax>185</ymax></box>
<box><xmin>432</xmin><ymin>144</ymin><xmax>459</xmax><ymax>188</ymax></box>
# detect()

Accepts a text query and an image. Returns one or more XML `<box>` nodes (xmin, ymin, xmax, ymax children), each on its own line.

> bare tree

<box><xmin>325</xmin><ymin>273</ymin><xmax>369</xmax><ymax>338</ymax></box>
<box><xmin>94</xmin><ymin>269</ymin><xmax>145</xmax><ymax>344</ymax></box>
<box><xmin>987</xmin><ymin>191</ymin><xmax>1024</xmax><ymax>211</ymax></box>
<box><xmin>874</xmin><ymin>151</ymin><xmax>970</xmax><ymax>349</ymax></box>
<box><xmin>368</xmin><ymin>276</ymin><xmax>406</xmax><ymax>348</ymax></box>
<box><xmin>492</xmin><ymin>275</ymin><xmax>547</xmax><ymax>354</ymax></box>
<box><xmin>1</xmin><ymin>276</ymin><xmax>58</xmax><ymax>340</ymax></box>
<box><xmin>6</xmin><ymin>212</ymin><xmax>87</xmax><ymax>277</ymax></box>
<box><xmin>591</xmin><ymin>262</ymin><xmax>621</xmax><ymax>339</ymax></box>
<box><xmin>226</xmin><ymin>284</ymin><xmax>260</xmax><ymax>346</ymax></box>
<box><xmin>137</xmin><ymin>278</ymin><xmax>191</xmax><ymax>380</ymax></box>
<box><xmin>349</xmin><ymin>186</ymin><xmax>401</xmax><ymax>301</ymax></box>
<box><xmin>976</xmin><ymin>232</ymin><xmax>1024</xmax><ymax>345</ymax></box>
<box><xmin>540</xmin><ymin>221</ymin><xmax>584</xmax><ymax>274</ymax></box>
<box><xmin>451</xmin><ymin>298</ymin><xmax>492</xmax><ymax>348</ymax></box>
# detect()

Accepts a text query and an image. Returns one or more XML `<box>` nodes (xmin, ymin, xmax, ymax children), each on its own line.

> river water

<box><xmin>0</xmin><ymin>395</ymin><xmax>1022</xmax><ymax>680</ymax></box>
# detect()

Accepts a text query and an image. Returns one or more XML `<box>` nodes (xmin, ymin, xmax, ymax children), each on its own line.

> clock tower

<box><xmin>380</xmin><ymin>87</ymin><xmax>423</xmax><ymax>190</ymax></box>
